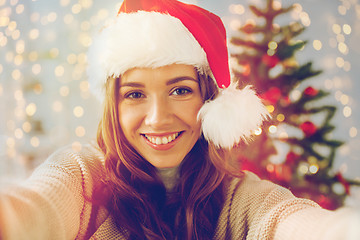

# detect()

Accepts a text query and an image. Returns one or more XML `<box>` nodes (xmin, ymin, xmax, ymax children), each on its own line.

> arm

<box><xmin>221</xmin><ymin>171</ymin><xmax>360</xmax><ymax>240</ymax></box>
<box><xmin>0</xmin><ymin>145</ymin><xmax>101</xmax><ymax>240</ymax></box>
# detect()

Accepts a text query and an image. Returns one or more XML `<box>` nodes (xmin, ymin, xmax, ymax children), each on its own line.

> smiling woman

<box><xmin>0</xmin><ymin>0</ymin><xmax>359</xmax><ymax>240</ymax></box>
<box><xmin>118</xmin><ymin>64</ymin><xmax>203</xmax><ymax>168</ymax></box>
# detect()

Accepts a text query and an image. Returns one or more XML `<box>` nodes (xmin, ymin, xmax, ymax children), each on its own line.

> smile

<box><xmin>143</xmin><ymin>132</ymin><xmax>182</xmax><ymax>145</ymax></box>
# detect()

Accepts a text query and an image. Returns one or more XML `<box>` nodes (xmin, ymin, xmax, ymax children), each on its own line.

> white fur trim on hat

<box><xmin>198</xmin><ymin>83</ymin><xmax>270</xmax><ymax>149</ymax></box>
<box><xmin>87</xmin><ymin>11</ymin><xmax>211</xmax><ymax>101</ymax></box>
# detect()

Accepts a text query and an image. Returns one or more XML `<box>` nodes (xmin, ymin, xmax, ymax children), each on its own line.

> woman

<box><xmin>0</xmin><ymin>0</ymin><xmax>359</xmax><ymax>239</ymax></box>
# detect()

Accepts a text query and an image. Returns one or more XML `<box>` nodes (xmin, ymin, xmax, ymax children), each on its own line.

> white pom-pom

<box><xmin>197</xmin><ymin>83</ymin><xmax>270</xmax><ymax>149</ymax></box>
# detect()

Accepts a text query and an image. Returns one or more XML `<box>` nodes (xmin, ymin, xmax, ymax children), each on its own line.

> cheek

<box><xmin>118</xmin><ymin>103</ymin><xmax>142</xmax><ymax>135</ymax></box>
<box><xmin>179</xmin><ymin>100</ymin><xmax>203</xmax><ymax>131</ymax></box>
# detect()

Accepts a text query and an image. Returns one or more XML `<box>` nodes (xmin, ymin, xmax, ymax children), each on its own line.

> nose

<box><xmin>144</xmin><ymin>97</ymin><xmax>173</xmax><ymax>129</ymax></box>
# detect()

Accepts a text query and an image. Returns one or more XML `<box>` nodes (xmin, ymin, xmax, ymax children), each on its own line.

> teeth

<box><xmin>145</xmin><ymin>133</ymin><xmax>180</xmax><ymax>145</ymax></box>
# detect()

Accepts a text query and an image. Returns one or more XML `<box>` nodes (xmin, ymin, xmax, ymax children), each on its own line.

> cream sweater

<box><xmin>0</xmin><ymin>143</ymin><xmax>359</xmax><ymax>240</ymax></box>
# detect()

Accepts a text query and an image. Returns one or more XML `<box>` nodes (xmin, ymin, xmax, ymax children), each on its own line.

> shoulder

<box><xmin>218</xmin><ymin>171</ymin><xmax>320</xmax><ymax>239</ymax></box>
<box><xmin>225</xmin><ymin>171</ymin><xmax>291</xmax><ymax>202</ymax></box>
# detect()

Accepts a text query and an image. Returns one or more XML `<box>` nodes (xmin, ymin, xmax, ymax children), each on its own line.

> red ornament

<box><xmin>286</xmin><ymin>151</ymin><xmax>300</xmax><ymax>164</ymax></box>
<box><xmin>335</xmin><ymin>173</ymin><xmax>351</xmax><ymax>195</ymax></box>
<box><xmin>272</xmin><ymin>164</ymin><xmax>292</xmax><ymax>182</ymax></box>
<box><xmin>317</xmin><ymin>195</ymin><xmax>335</xmax><ymax>210</ymax></box>
<box><xmin>260</xmin><ymin>87</ymin><xmax>282</xmax><ymax>104</ymax></box>
<box><xmin>304</xmin><ymin>86</ymin><xmax>319</xmax><ymax>97</ymax></box>
<box><xmin>261</xmin><ymin>54</ymin><xmax>280</xmax><ymax>68</ymax></box>
<box><xmin>300</xmin><ymin>121</ymin><xmax>317</xmax><ymax>137</ymax></box>
<box><xmin>239</xmin><ymin>157</ymin><xmax>262</xmax><ymax>176</ymax></box>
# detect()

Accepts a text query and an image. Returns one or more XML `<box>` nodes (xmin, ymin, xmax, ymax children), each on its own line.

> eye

<box><xmin>124</xmin><ymin>91</ymin><xmax>145</xmax><ymax>99</ymax></box>
<box><xmin>171</xmin><ymin>87</ymin><xmax>192</xmax><ymax>96</ymax></box>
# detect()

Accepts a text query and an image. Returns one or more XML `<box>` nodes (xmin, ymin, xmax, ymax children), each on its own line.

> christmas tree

<box><xmin>231</xmin><ymin>0</ymin><xmax>360</xmax><ymax>210</ymax></box>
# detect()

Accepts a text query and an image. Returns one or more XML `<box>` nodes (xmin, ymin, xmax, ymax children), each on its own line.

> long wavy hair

<box><xmin>96</xmin><ymin>69</ymin><xmax>234</xmax><ymax>239</ymax></box>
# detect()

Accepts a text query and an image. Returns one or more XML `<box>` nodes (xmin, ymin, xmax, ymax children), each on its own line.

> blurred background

<box><xmin>0</xmin><ymin>0</ymin><xmax>359</xmax><ymax>207</ymax></box>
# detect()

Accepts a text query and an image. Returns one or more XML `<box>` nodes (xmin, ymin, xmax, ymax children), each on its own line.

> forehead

<box><xmin>120</xmin><ymin>64</ymin><xmax>198</xmax><ymax>84</ymax></box>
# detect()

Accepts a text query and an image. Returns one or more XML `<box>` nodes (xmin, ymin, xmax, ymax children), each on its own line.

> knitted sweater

<box><xmin>0</xmin><ymin>143</ymin><xmax>359</xmax><ymax>240</ymax></box>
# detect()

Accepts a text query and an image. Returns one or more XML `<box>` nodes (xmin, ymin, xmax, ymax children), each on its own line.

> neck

<box><xmin>157</xmin><ymin>165</ymin><xmax>180</xmax><ymax>193</ymax></box>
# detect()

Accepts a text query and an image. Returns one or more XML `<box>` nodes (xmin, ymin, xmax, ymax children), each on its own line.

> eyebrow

<box><xmin>166</xmin><ymin>76</ymin><xmax>198</xmax><ymax>85</ymax></box>
<box><xmin>120</xmin><ymin>76</ymin><xmax>198</xmax><ymax>88</ymax></box>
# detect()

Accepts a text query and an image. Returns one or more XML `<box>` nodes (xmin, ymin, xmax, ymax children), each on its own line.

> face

<box><xmin>118</xmin><ymin>64</ymin><xmax>203</xmax><ymax>168</ymax></box>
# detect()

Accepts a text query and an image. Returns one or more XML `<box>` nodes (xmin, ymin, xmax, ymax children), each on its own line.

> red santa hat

<box><xmin>87</xmin><ymin>0</ymin><xmax>269</xmax><ymax>149</ymax></box>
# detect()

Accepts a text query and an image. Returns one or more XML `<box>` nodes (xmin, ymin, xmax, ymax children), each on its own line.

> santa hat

<box><xmin>87</xmin><ymin>0</ymin><xmax>270</xmax><ymax>149</ymax></box>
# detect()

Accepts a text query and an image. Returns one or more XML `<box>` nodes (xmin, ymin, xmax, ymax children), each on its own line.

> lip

<box><xmin>141</xmin><ymin>131</ymin><xmax>183</xmax><ymax>151</ymax></box>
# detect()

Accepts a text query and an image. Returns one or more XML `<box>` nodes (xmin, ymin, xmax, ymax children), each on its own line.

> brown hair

<box><xmin>96</xmin><ymin>70</ymin><xmax>233</xmax><ymax>239</ymax></box>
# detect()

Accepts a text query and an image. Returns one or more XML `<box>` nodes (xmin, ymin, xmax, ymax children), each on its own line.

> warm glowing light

<box><xmin>26</xmin><ymin>103</ymin><xmax>37</xmax><ymax>116</ymax></box>
<box><xmin>14</xmin><ymin>128</ymin><xmax>24</xmax><ymax>139</ymax></box>
<box><xmin>75</xmin><ymin>126</ymin><xmax>86</xmax><ymax>137</ymax></box>
<box><xmin>276</xmin><ymin>114</ymin><xmax>285</xmax><ymax>122</ymax></box>
<box><xmin>343</xmin><ymin>61</ymin><xmax>351</xmax><ymax>72</ymax></box>
<box><xmin>55</xmin><ymin>65</ymin><xmax>65</xmax><ymax>77</ymax></box>
<box><xmin>254</xmin><ymin>128</ymin><xmax>262</xmax><ymax>136</ymax></box>
<box><xmin>73</xmin><ymin>106</ymin><xmax>84</xmax><ymax>118</ymax></box>
<box><xmin>340</xmin><ymin>94</ymin><xmax>349</xmax><ymax>105</ymax></box>
<box><xmin>272</xmin><ymin>1</ymin><xmax>281</xmax><ymax>10</ymax></box>
<box><xmin>78</xmin><ymin>33</ymin><xmax>92</xmax><ymax>47</ymax></box>
<box><xmin>229</xmin><ymin>4</ymin><xmax>245</xmax><ymax>15</ymax></box>
<box><xmin>338</xmin><ymin>42</ymin><xmax>348</xmax><ymax>54</ymax></box>
<box><xmin>268</xmin><ymin>125</ymin><xmax>277</xmax><ymax>134</ymax></box>
<box><xmin>14</xmin><ymin>55</ymin><xmax>23</xmax><ymax>66</ymax></box>
<box><xmin>0</xmin><ymin>34</ymin><xmax>7</xmax><ymax>46</ymax></box>
<box><xmin>230</xmin><ymin>19</ymin><xmax>242</xmax><ymax>31</ymax></box>
<box><xmin>59</xmin><ymin>86</ymin><xmax>70</xmax><ymax>97</ymax></box>
<box><xmin>343</xmin><ymin>24</ymin><xmax>352</xmax><ymax>35</ymax></box>
<box><xmin>343</xmin><ymin>106</ymin><xmax>352</xmax><ymax>117</ymax></box>
<box><xmin>336</xmin><ymin>34</ymin><xmax>345</xmax><ymax>43</ymax></box>
<box><xmin>6</xmin><ymin>137</ymin><xmax>16</xmax><ymax>148</ymax></box>
<box><xmin>12</xmin><ymin>69</ymin><xmax>22</xmax><ymax>80</ymax></box>
<box><xmin>313</xmin><ymin>40</ymin><xmax>322</xmax><ymax>51</ymax></box>
<box><xmin>0</xmin><ymin>84</ymin><xmax>3</xmax><ymax>96</ymax></box>
<box><xmin>79</xmin><ymin>0</ymin><xmax>93</xmax><ymax>9</ymax></box>
<box><xmin>266</xmin><ymin>105</ymin><xmax>275</xmax><ymax>113</ymax></box>
<box><xmin>30</xmin><ymin>136</ymin><xmax>40</xmax><ymax>147</ymax></box>
<box><xmin>290</xmin><ymin>90</ymin><xmax>301</xmax><ymax>101</ymax></box>
<box><xmin>29</xmin><ymin>29</ymin><xmax>40</xmax><ymax>40</ymax></box>
<box><xmin>72</xmin><ymin>141</ymin><xmax>82</xmax><ymax>152</ymax></box>
<box><xmin>268</xmin><ymin>41</ymin><xmax>278</xmax><ymax>50</ymax></box>
<box><xmin>67</xmin><ymin>54</ymin><xmax>77</xmax><ymax>64</ymax></box>
<box><xmin>60</xmin><ymin>0</ymin><xmax>70</xmax><ymax>7</ymax></box>
<box><xmin>309</xmin><ymin>164</ymin><xmax>319</xmax><ymax>174</ymax></box>
<box><xmin>299</xmin><ymin>12</ymin><xmax>311</xmax><ymax>26</ymax></box>
<box><xmin>332</xmin><ymin>24</ymin><xmax>341</xmax><ymax>34</ymax></box>
<box><xmin>79</xmin><ymin>81</ymin><xmax>89</xmax><ymax>92</ymax></box>
<box><xmin>16</xmin><ymin>40</ymin><xmax>25</xmax><ymax>54</ymax></box>
<box><xmin>48</xmin><ymin>12</ymin><xmax>57</xmax><ymax>22</ymax></box>
<box><xmin>14</xmin><ymin>90</ymin><xmax>23</xmax><ymax>101</ymax></box>
<box><xmin>8</xmin><ymin>20</ymin><xmax>17</xmax><ymax>31</ymax></box>
<box><xmin>16</xmin><ymin>4</ymin><xmax>24</xmax><ymax>14</ymax></box>
<box><xmin>22</xmin><ymin>121</ymin><xmax>32</xmax><ymax>133</ymax></box>
<box><xmin>72</xmin><ymin>3</ymin><xmax>82</xmax><ymax>14</ymax></box>
<box><xmin>349</xmin><ymin>127</ymin><xmax>358</xmax><ymax>138</ymax></box>
<box><xmin>278</xmin><ymin>132</ymin><xmax>288</xmax><ymax>139</ymax></box>
<box><xmin>77</xmin><ymin>53</ymin><xmax>86</xmax><ymax>64</ymax></box>
<box><xmin>34</xmin><ymin>83</ymin><xmax>43</xmax><ymax>94</ymax></box>
<box><xmin>336</xmin><ymin>57</ymin><xmax>345</xmax><ymax>68</ymax></box>
<box><xmin>298</xmin><ymin>163</ymin><xmax>309</xmax><ymax>175</ymax></box>
<box><xmin>32</xmin><ymin>64</ymin><xmax>42</xmax><ymax>75</ymax></box>
<box><xmin>338</xmin><ymin>5</ymin><xmax>347</xmax><ymax>15</ymax></box>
